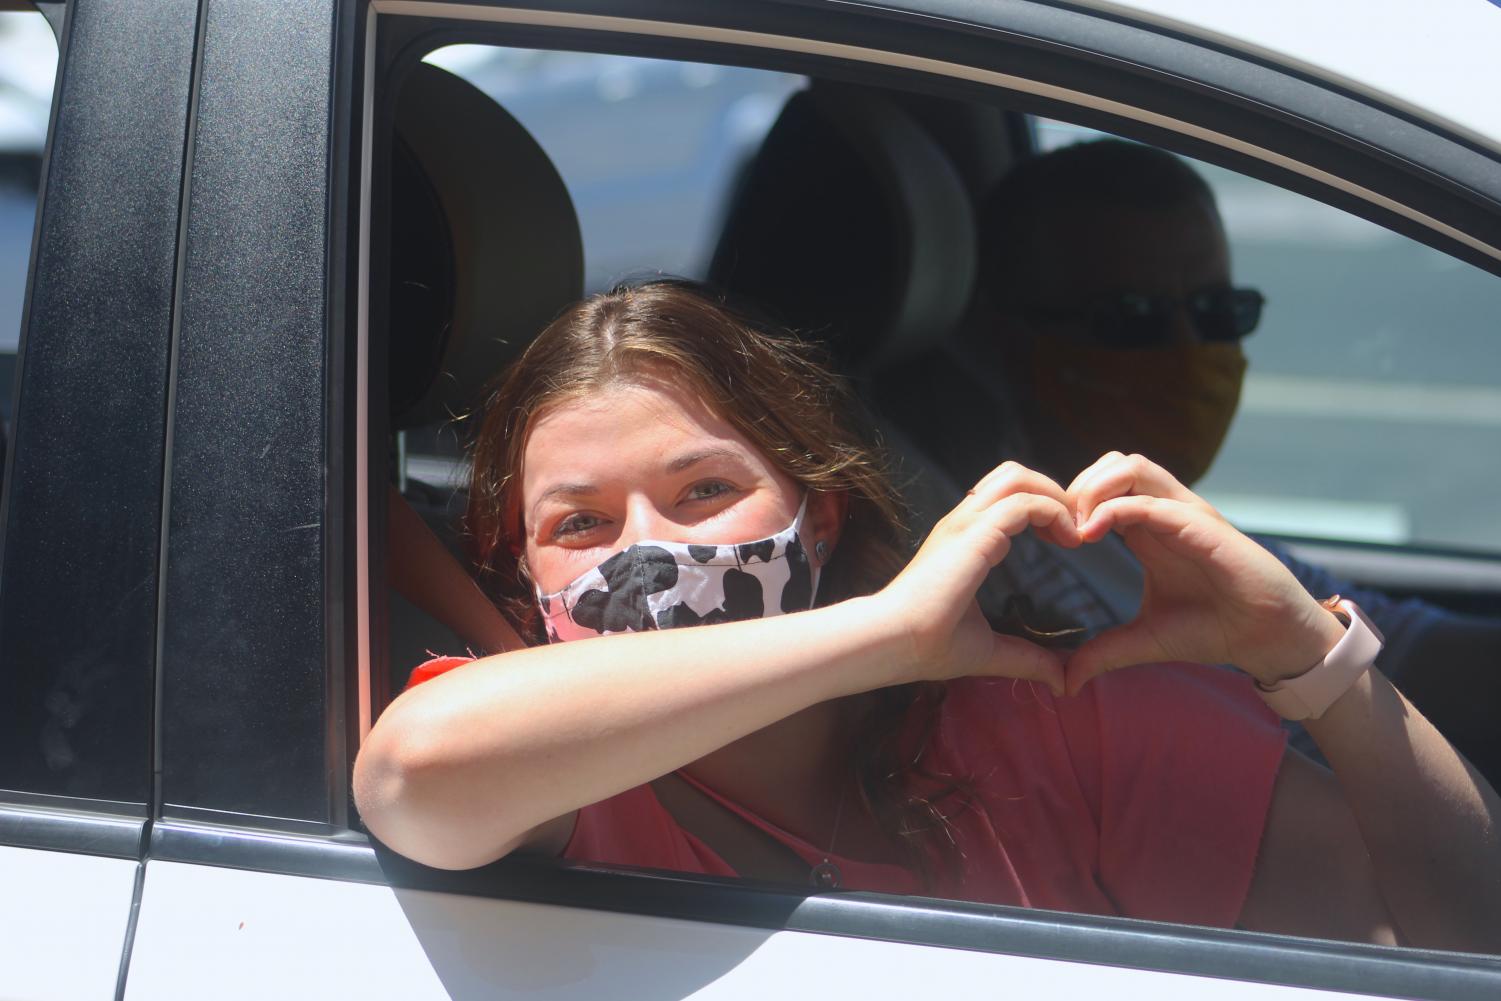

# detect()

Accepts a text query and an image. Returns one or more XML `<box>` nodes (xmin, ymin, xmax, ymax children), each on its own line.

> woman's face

<box><xmin>520</xmin><ymin>376</ymin><xmax>832</xmax><ymax>594</ymax></box>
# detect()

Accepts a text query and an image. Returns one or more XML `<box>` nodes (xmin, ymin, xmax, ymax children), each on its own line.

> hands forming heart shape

<box><xmin>886</xmin><ymin>452</ymin><xmax>1344</xmax><ymax>698</ymax></box>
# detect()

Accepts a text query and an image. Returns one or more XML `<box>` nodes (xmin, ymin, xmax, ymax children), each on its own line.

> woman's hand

<box><xmin>878</xmin><ymin>462</ymin><xmax>1081</xmax><ymax>694</ymax></box>
<box><xmin>1063</xmin><ymin>452</ymin><xmax>1345</xmax><ymax>696</ymax></box>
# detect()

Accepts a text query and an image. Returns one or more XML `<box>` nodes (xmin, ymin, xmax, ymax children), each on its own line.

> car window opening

<box><xmin>366</xmin><ymin>40</ymin><xmax>1501</xmax><ymax>958</ymax></box>
<box><xmin>0</xmin><ymin>10</ymin><xmax>58</xmax><ymax>481</ymax></box>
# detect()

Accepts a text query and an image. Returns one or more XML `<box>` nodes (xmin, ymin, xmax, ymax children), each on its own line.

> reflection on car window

<box><xmin>0</xmin><ymin>11</ymin><xmax>57</xmax><ymax>434</ymax></box>
<box><xmin>425</xmin><ymin>46</ymin><xmax>804</xmax><ymax>294</ymax></box>
<box><xmin>1032</xmin><ymin>117</ymin><xmax>1501</xmax><ymax>554</ymax></box>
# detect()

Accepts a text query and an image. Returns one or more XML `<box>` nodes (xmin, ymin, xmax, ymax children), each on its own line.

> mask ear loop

<box><xmin>791</xmin><ymin>493</ymin><xmax>825</xmax><ymax>608</ymax></box>
<box><xmin>517</xmin><ymin>545</ymin><xmax>563</xmax><ymax>644</ymax></box>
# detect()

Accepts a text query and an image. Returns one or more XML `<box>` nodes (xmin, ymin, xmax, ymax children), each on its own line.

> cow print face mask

<box><xmin>535</xmin><ymin>496</ymin><xmax>821</xmax><ymax>643</ymax></box>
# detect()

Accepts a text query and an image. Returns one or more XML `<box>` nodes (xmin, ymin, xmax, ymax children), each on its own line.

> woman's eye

<box><xmin>554</xmin><ymin>512</ymin><xmax>605</xmax><ymax>538</ymax></box>
<box><xmin>685</xmin><ymin>481</ymin><xmax>733</xmax><ymax>502</ymax></box>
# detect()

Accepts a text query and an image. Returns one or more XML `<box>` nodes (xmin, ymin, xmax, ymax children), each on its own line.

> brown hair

<box><xmin>466</xmin><ymin>278</ymin><xmax>965</xmax><ymax>884</ymax></box>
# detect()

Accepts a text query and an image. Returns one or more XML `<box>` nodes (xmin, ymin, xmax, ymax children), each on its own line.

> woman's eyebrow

<box><xmin>665</xmin><ymin>447</ymin><xmax>746</xmax><ymax>474</ymax></box>
<box><xmin>530</xmin><ymin>482</ymin><xmax>597</xmax><ymax>520</ymax></box>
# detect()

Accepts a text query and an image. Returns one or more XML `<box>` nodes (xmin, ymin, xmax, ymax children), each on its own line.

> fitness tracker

<box><xmin>1256</xmin><ymin>598</ymin><xmax>1384</xmax><ymax>721</ymax></box>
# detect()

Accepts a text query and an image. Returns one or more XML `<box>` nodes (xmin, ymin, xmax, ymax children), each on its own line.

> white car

<box><xmin>2</xmin><ymin>1</ymin><xmax>1500</xmax><ymax>998</ymax></box>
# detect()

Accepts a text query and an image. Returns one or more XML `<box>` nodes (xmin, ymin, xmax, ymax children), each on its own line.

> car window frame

<box><xmin>149</xmin><ymin>0</ymin><xmax>351</xmax><ymax>834</ymax></box>
<box><xmin>351</xmin><ymin>3</ymin><xmax>1501</xmax><ymax>998</ymax></box>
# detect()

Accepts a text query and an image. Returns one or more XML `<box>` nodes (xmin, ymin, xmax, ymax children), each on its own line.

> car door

<box><xmin>38</xmin><ymin>1</ymin><xmax>1501</xmax><ymax>999</ymax></box>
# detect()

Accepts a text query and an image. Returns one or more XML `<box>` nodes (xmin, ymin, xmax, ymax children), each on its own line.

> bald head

<box><xmin>973</xmin><ymin>140</ymin><xmax>1251</xmax><ymax>485</ymax></box>
<box><xmin>978</xmin><ymin>139</ymin><xmax>1228</xmax><ymax>336</ymax></box>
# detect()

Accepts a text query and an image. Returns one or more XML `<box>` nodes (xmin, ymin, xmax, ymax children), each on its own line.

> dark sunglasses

<box><xmin>1019</xmin><ymin>286</ymin><xmax>1265</xmax><ymax>348</ymax></box>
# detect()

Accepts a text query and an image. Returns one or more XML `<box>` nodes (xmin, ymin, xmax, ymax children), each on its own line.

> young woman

<box><xmin>357</xmin><ymin>281</ymin><xmax>1501</xmax><ymax>952</ymax></box>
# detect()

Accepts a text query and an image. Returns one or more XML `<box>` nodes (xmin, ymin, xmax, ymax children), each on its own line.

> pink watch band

<box><xmin>1256</xmin><ymin>598</ymin><xmax>1385</xmax><ymax>721</ymax></box>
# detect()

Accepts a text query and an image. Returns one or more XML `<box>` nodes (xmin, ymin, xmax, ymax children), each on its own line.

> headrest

<box><xmin>708</xmin><ymin>84</ymin><xmax>976</xmax><ymax>370</ymax></box>
<box><xmin>886</xmin><ymin>92</ymin><xmax>1016</xmax><ymax>200</ymax></box>
<box><xmin>388</xmin><ymin>63</ymin><xmax>583</xmax><ymax>429</ymax></box>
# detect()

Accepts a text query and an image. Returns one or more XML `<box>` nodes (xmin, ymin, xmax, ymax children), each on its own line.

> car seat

<box><xmin>709</xmin><ymin>82</ymin><xmax>977</xmax><ymax>380</ymax></box>
<box><xmin>383</xmin><ymin>62</ymin><xmax>584</xmax><ymax>686</ymax></box>
<box><xmin>707</xmin><ymin>82</ymin><xmax>985</xmax><ymax>538</ymax></box>
<box><xmin>885</xmin><ymin>91</ymin><xmax>1020</xmax><ymax>204</ymax></box>
<box><xmin>708</xmin><ymin>82</ymin><xmax>1141</xmax><ymax>634</ymax></box>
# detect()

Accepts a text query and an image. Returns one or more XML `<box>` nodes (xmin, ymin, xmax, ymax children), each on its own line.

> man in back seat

<box><xmin>975</xmin><ymin>139</ymin><xmax>1249</xmax><ymax>491</ymax></box>
<box><xmin>948</xmin><ymin>138</ymin><xmax>1499</xmax><ymax>765</ymax></box>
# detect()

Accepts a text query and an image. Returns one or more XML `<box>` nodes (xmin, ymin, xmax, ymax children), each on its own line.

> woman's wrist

<box><xmin>1256</xmin><ymin>602</ymin><xmax>1351</xmax><ymax>687</ymax></box>
<box><xmin>840</xmin><ymin>591</ymin><xmax>930</xmax><ymax>689</ymax></box>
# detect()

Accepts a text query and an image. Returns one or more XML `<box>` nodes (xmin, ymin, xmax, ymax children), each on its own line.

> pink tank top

<box><xmin>407</xmin><ymin>657</ymin><xmax>1286</xmax><ymax>927</ymax></box>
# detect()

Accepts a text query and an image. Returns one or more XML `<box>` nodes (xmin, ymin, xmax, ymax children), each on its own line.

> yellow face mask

<box><xmin>1026</xmin><ymin>338</ymin><xmax>1247</xmax><ymax>486</ymax></box>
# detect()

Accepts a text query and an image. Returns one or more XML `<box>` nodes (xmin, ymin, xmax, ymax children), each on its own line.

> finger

<box><xmin>1063</xmin><ymin>450</ymin><xmax>1127</xmax><ymax>498</ymax></box>
<box><xmin>909</xmin><ymin>494</ymin><xmax>1079</xmax><ymax>598</ymax></box>
<box><xmin>1033</xmin><ymin>508</ymin><xmax>1083</xmax><ymax>549</ymax></box>
<box><xmin>966</xmin><ymin>461</ymin><xmax>1069</xmax><ymax>512</ymax></box>
<box><xmin>1063</xmin><ymin>622</ymin><xmax>1167</xmax><ymax>697</ymax></box>
<box><xmin>1076</xmin><ymin>494</ymin><xmax>1194</xmax><ymax>544</ymax></box>
<box><xmin>963</xmin><ymin>468</ymin><xmax>1080</xmax><ymax>550</ymax></box>
<box><xmin>981</xmin><ymin>492</ymin><xmax>1081</xmax><ymax>550</ymax></box>
<box><xmin>1068</xmin><ymin>451</ymin><xmax>1193</xmax><ymax>524</ymax></box>
<box><xmin>1067</xmin><ymin>452</ymin><xmax>1197</xmax><ymax>526</ymax></box>
<box><xmin>1063</xmin><ymin>451</ymin><xmax>1145</xmax><ymax>515</ymax></box>
<box><xmin>989</xmin><ymin>633</ymin><xmax>1066</xmax><ymax>698</ymax></box>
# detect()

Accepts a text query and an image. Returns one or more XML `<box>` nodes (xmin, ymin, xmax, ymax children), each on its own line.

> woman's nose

<box><xmin>618</xmin><ymin>497</ymin><xmax>678</xmax><ymax>549</ymax></box>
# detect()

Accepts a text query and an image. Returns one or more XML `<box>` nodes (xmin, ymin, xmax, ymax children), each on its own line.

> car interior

<box><xmin>373</xmin><ymin>45</ymin><xmax>1501</xmax><ymax>826</ymax></box>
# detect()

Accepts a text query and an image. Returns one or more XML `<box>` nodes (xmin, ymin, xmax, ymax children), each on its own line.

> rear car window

<box><xmin>0</xmin><ymin>11</ymin><xmax>56</xmax><ymax>430</ymax></box>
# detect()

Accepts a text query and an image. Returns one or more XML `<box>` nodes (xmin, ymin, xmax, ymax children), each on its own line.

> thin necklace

<box><xmin>809</xmin><ymin>779</ymin><xmax>850</xmax><ymax>889</ymax></box>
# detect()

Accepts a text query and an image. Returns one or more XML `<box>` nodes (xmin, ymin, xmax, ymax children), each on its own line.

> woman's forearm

<box><xmin>354</xmin><ymin>594</ymin><xmax>911</xmax><ymax>869</ymax></box>
<box><xmin>1305</xmin><ymin>664</ymin><xmax>1501</xmax><ymax>952</ymax></box>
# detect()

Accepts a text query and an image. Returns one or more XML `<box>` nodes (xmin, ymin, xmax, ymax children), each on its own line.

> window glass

<box><xmin>0</xmin><ymin>11</ymin><xmax>56</xmax><ymax>433</ymax></box>
<box><xmin>1031</xmin><ymin>117</ymin><xmax>1501</xmax><ymax>553</ymax></box>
